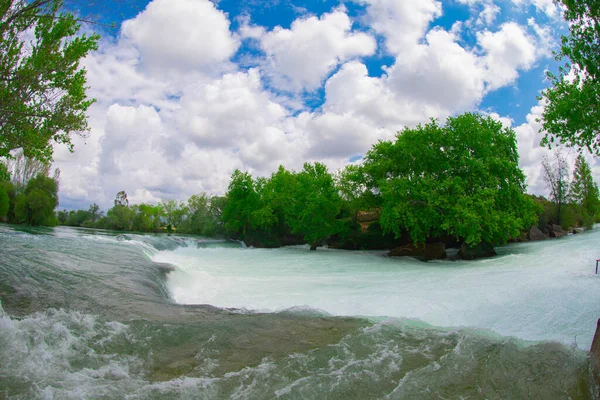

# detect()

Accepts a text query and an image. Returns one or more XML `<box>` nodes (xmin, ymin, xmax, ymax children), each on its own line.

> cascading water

<box><xmin>0</xmin><ymin>224</ymin><xmax>598</xmax><ymax>399</ymax></box>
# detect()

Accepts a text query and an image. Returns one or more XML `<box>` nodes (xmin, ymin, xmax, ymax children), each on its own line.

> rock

<box><xmin>547</xmin><ymin>224</ymin><xmax>567</xmax><ymax>238</ymax></box>
<box><xmin>389</xmin><ymin>242</ymin><xmax>446</xmax><ymax>260</ymax></box>
<box><xmin>591</xmin><ymin>318</ymin><xmax>600</xmax><ymax>367</ymax></box>
<box><xmin>573</xmin><ymin>227</ymin><xmax>585</xmax><ymax>234</ymax></box>
<box><xmin>458</xmin><ymin>242</ymin><xmax>497</xmax><ymax>260</ymax></box>
<box><xmin>528</xmin><ymin>225</ymin><xmax>548</xmax><ymax>241</ymax></box>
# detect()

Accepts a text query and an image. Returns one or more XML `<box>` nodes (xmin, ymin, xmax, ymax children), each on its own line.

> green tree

<box><xmin>570</xmin><ymin>153</ymin><xmax>599</xmax><ymax>227</ymax></box>
<box><xmin>539</xmin><ymin>0</ymin><xmax>600</xmax><ymax>154</ymax></box>
<box><xmin>13</xmin><ymin>174</ymin><xmax>59</xmax><ymax>225</ymax></box>
<box><xmin>362</xmin><ymin>113</ymin><xmax>538</xmax><ymax>246</ymax></box>
<box><xmin>160</xmin><ymin>199</ymin><xmax>187</xmax><ymax>230</ymax></box>
<box><xmin>0</xmin><ymin>0</ymin><xmax>100</xmax><ymax>162</ymax></box>
<box><xmin>88</xmin><ymin>203</ymin><xmax>102</xmax><ymax>222</ymax></box>
<box><xmin>0</xmin><ymin>184</ymin><xmax>9</xmax><ymax>219</ymax></box>
<box><xmin>222</xmin><ymin>170</ymin><xmax>262</xmax><ymax>238</ymax></box>
<box><xmin>286</xmin><ymin>162</ymin><xmax>343</xmax><ymax>250</ymax></box>
<box><xmin>541</xmin><ymin>150</ymin><xmax>571</xmax><ymax>225</ymax></box>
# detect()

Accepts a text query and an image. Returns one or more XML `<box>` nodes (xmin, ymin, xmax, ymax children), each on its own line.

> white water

<box><xmin>155</xmin><ymin>229</ymin><xmax>600</xmax><ymax>349</ymax></box>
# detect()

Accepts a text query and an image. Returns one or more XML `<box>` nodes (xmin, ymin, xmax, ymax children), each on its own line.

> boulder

<box><xmin>389</xmin><ymin>242</ymin><xmax>447</xmax><ymax>260</ymax></box>
<box><xmin>528</xmin><ymin>225</ymin><xmax>548</xmax><ymax>241</ymax></box>
<box><xmin>458</xmin><ymin>242</ymin><xmax>497</xmax><ymax>260</ymax></box>
<box><xmin>572</xmin><ymin>227</ymin><xmax>585</xmax><ymax>234</ymax></box>
<box><xmin>547</xmin><ymin>224</ymin><xmax>567</xmax><ymax>238</ymax></box>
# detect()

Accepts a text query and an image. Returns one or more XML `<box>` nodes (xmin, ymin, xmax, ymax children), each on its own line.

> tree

<box><xmin>286</xmin><ymin>162</ymin><xmax>343</xmax><ymax>250</ymax></box>
<box><xmin>222</xmin><ymin>170</ymin><xmax>262</xmax><ymax>238</ymax></box>
<box><xmin>570</xmin><ymin>153</ymin><xmax>599</xmax><ymax>227</ymax></box>
<box><xmin>88</xmin><ymin>202</ymin><xmax>102</xmax><ymax>222</ymax></box>
<box><xmin>539</xmin><ymin>0</ymin><xmax>600</xmax><ymax>154</ymax></box>
<box><xmin>160</xmin><ymin>199</ymin><xmax>187</xmax><ymax>229</ymax></box>
<box><xmin>1</xmin><ymin>0</ymin><xmax>100</xmax><ymax>162</ymax></box>
<box><xmin>114</xmin><ymin>191</ymin><xmax>128</xmax><ymax>207</ymax></box>
<box><xmin>5</xmin><ymin>150</ymin><xmax>51</xmax><ymax>192</ymax></box>
<box><xmin>362</xmin><ymin>113</ymin><xmax>539</xmax><ymax>246</ymax></box>
<box><xmin>542</xmin><ymin>150</ymin><xmax>571</xmax><ymax>225</ymax></box>
<box><xmin>13</xmin><ymin>174</ymin><xmax>59</xmax><ymax>225</ymax></box>
<box><xmin>0</xmin><ymin>184</ymin><xmax>9</xmax><ymax>219</ymax></box>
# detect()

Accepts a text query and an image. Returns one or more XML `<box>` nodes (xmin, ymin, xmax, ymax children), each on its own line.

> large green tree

<box><xmin>362</xmin><ymin>113</ymin><xmax>539</xmax><ymax>246</ymax></box>
<box><xmin>539</xmin><ymin>0</ymin><xmax>600</xmax><ymax>153</ymax></box>
<box><xmin>0</xmin><ymin>0</ymin><xmax>99</xmax><ymax>162</ymax></box>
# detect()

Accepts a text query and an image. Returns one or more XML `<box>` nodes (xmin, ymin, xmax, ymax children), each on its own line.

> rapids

<box><xmin>0</xmin><ymin>224</ymin><xmax>599</xmax><ymax>399</ymax></box>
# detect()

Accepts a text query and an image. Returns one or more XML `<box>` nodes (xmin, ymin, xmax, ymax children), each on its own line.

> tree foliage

<box><xmin>13</xmin><ymin>174</ymin><xmax>59</xmax><ymax>225</ymax></box>
<box><xmin>539</xmin><ymin>0</ymin><xmax>600</xmax><ymax>153</ymax></box>
<box><xmin>286</xmin><ymin>163</ymin><xmax>343</xmax><ymax>250</ymax></box>
<box><xmin>361</xmin><ymin>113</ymin><xmax>539</xmax><ymax>246</ymax></box>
<box><xmin>0</xmin><ymin>0</ymin><xmax>100</xmax><ymax>162</ymax></box>
<box><xmin>541</xmin><ymin>150</ymin><xmax>571</xmax><ymax>224</ymax></box>
<box><xmin>570</xmin><ymin>153</ymin><xmax>600</xmax><ymax>225</ymax></box>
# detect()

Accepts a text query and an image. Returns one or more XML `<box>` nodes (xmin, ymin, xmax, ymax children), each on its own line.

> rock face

<box><xmin>528</xmin><ymin>225</ymin><xmax>548</xmax><ymax>241</ymax></box>
<box><xmin>547</xmin><ymin>224</ymin><xmax>567</xmax><ymax>238</ymax></box>
<box><xmin>389</xmin><ymin>242</ymin><xmax>447</xmax><ymax>260</ymax></box>
<box><xmin>458</xmin><ymin>242</ymin><xmax>497</xmax><ymax>260</ymax></box>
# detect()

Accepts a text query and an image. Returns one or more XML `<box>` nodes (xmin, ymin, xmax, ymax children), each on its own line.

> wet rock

<box><xmin>572</xmin><ymin>227</ymin><xmax>585</xmax><ymax>234</ymax></box>
<box><xmin>458</xmin><ymin>242</ymin><xmax>497</xmax><ymax>260</ymax></box>
<box><xmin>528</xmin><ymin>225</ymin><xmax>548</xmax><ymax>241</ymax></box>
<box><xmin>389</xmin><ymin>242</ymin><xmax>447</xmax><ymax>260</ymax></box>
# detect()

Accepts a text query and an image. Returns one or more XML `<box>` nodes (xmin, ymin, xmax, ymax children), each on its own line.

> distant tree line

<box><xmin>57</xmin><ymin>191</ymin><xmax>226</xmax><ymax>236</ymax></box>
<box><xmin>3</xmin><ymin>113</ymin><xmax>600</xmax><ymax>252</ymax></box>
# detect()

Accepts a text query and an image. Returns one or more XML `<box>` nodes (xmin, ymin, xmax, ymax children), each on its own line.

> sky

<box><xmin>50</xmin><ymin>0</ymin><xmax>595</xmax><ymax>211</ymax></box>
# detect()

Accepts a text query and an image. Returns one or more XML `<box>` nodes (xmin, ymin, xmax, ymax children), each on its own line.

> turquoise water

<box><xmin>0</xmin><ymin>224</ymin><xmax>598</xmax><ymax>399</ymax></box>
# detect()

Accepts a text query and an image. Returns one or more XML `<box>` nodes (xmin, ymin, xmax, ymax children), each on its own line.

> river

<box><xmin>0</xmin><ymin>224</ymin><xmax>598</xmax><ymax>399</ymax></box>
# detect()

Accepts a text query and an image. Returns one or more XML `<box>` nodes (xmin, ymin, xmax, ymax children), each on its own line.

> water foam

<box><xmin>156</xmin><ymin>230</ymin><xmax>600</xmax><ymax>349</ymax></box>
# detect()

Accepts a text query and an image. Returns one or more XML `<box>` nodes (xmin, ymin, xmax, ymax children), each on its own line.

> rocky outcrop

<box><xmin>528</xmin><ymin>225</ymin><xmax>548</xmax><ymax>241</ymax></box>
<box><xmin>547</xmin><ymin>224</ymin><xmax>567</xmax><ymax>238</ymax></box>
<box><xmin>458</xmin><ymin>242</ymin><xmax>497</xmax><ymax>260</ymax></box>
<box><xmin>389</xmin><ymin>242</ymin><xmax>447</xmax><ymax>260</ymax></box>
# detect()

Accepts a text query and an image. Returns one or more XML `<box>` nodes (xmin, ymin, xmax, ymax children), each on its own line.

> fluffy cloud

<box><xmin>478</xmin><ymin>22</ymin><xmax>538</xmax><ymax>90</ymax></box>
<box><xmin>50</xmin><ymin>0</ymin><xmax>567</xmax><ymax>211</ymax></box>
<box><xmin>121</xmin><ymin>0</ymin><xmax>239</xmax><ymax>70</ymax></box>
<box><xmin>247</xmin><ymin>9</ymin><xmax>376</xmax><ymax>91</ymax></box>
<box><xmin>357</xmin><ymin>0</ymin><xmax>442</xmax><ymax>55</ymax></box>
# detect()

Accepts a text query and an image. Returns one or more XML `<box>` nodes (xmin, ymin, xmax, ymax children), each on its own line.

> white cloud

<box><xmin>511</xmin><ymin>0</ymin><xmax>559</xmax><ymax>18</ymax></box>
<box><xmin>356</xmin><ymin>0</ymin><xmax>442</xmax><ymax>55</ymax></box>
<box><xmin>478</xmin><ymin>22</ymin><xmax>538</xmax><ymax>90</ymax></box>
<box><xmin>251</xmin><ymin>9</ymin><xmax>376</xmax><ymax>91</ymax></box>
<box><xmin>51</xmin><ymin>0</ymin><xmax>564</xmax><ymax>211</ymax></box>
<box><xmin>121</xmin><ymin>0</ymin><xmax>239</xmax><ymax>70</ymax></box>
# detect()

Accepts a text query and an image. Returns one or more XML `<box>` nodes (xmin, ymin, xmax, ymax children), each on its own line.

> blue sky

<box><xmin>52</xmin><ymin>0</ymin><xmax>579</xmax><ymax>210</ymax></box>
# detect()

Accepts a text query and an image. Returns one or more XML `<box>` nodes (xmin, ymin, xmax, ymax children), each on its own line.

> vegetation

<box><xmin>540</xmin><ymin>0</ymin><xmax>600</xmax><ymax>154</ymax></box>
<box><xmin>0</xmin><ymin>0</ymin><xmax>99</xmax><ymax>163</ymax></box>
<box><xmin>541</xmin><ymin>151</ymin><xmax>571</xmax><ymax>225</ymax></box>
<box><xmin>354</xmin><ymin>114</ymin><xmax>539</xmax><ymax>247</ymax></box>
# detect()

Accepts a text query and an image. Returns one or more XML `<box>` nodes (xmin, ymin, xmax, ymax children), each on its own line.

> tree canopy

<box><xmin>360</xmin><ymin>113</ymin><xmax>539</xmax><ymax>246</ymax></box>
<box><xmin>0</xmin><ymin>0</ymin><xmax>99</xmax><ymax>163</ymax></box>
<box><xmin>539</xmin><ymin>0</ymin><xmax>600</xmax><ymax>154</ymax></box>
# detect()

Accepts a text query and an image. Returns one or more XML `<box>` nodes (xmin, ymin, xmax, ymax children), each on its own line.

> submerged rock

<box><xmin>458</xmin><ymin>242</ymin><xmax>497</xmax><ymax>260</ymax></box>
<box><xmin>528</xmin><ymin>225</ymin><xmax>548</xmax><ymax>241</ymax></box>
<box><xmin>389</xmin><ymin>242</ymin><xmax>447</xmax><ymax>260</ymax></box>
